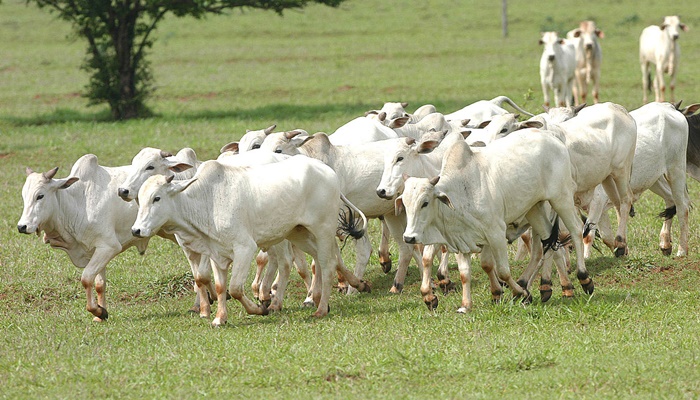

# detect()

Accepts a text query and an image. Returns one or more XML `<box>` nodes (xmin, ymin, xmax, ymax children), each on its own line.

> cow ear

<box><xmin>680</xmin><ymin>23</ymin><xmax>689</xmax><ymax>32</ymax></box>
<box><xmin>460</xmin><ymin>130</ymin><xmax>472</xmax><ymax>139</ymax></box>
<box><xmin>538</xmin><ymin>39</ymin><xmax>544</xmax><ymax>45</ymax></box>
<box><xmin>389</xmin><ymin>116</ymin><xmax>410</xmax><ymax>128</ymax></box>
<box><xmin>681</xmin><ymin>103</ymin><xmax>700</xmax><ymax>116</ymax></box>
<box><xmin>417</xmin><ymin>140</ymin><xmax>439</xmax><ymax>154</ymax></box>
<box><xmin>519</xmin><ymin>120</ymin><xmax>544</xmax><ymax>130</ymax></box>
<box><xmin>558</xmin><ymin>39</ymin><xmax>566</xmax><ymax>45</ymax></box>
<box><xmin>56</xmin><ymin>177</ymin><xmax>79</xmax><ymax>189</ymax></box>
<box><xmin>437</xmin><ymin>192</ymin><xmax>454</xmax><ymax>209</ymax></box>
<box><xmin>477</xmin><ymin>120</ymin><xmax>491</xmax><ymax>129</ymax></box>
<box><xmin>169</xmin><ymin>177</ymin><xmax>197</xmax><ymax>194</ymax></box>
<box><xmin>167</xmin><ymin>162</ymin><xmax>193</xmax><ymax>173</ymax></box>
<box><xmin>461</xmin><ymin>119</ymin><xmax>470</xmax><ymax>127</ymax></box>
<box><xmin>220</xmin><ymin>141</ymin><xmax>239</xmax><ymax>154</ymax></box>
<box><xmin>573</xmin><ymin>29</ymin><xmax>582</xmax><ymax>38</ymax></box>
<box><xmin>378</xmin><ymin>112</ymin><xmax>387</xmax><ymax>122</ymax></box>
<box><xmin>595</xmin><ymin>29</ymin><xmax>605</xmax><ymax>38</ymax></box>
<box><xmin>394</xmin><ymin>196</ymin><xmax>404</xmax><ymax>216</ymax></box>
<box><xmin>470</xmin><ymin>141</ymin><xmax>487</xmax><ymax>147</ymax></box>
<box><xmin>25</xmin><ymin>167</ymin><xmax>34</xmax><ymax>176</ymax></box>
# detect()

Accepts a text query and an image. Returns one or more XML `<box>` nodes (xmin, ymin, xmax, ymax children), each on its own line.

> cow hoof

<box><xmin>380</xmin><ymin>260</ymin><xmax>392</xmax><ymax>274</ymax></box>
<box><xmin>562</xmin><ymin>284</ymin><xmax>575</xmax><ymax>298</ymax></box>
<box><xmin>260</xmin><ymin>303</ymin><xmax>270</xmax><ymax>316</ymax></box>
<box><xmin>540</xmin><ymin>288</ymin><xmax>553</xmax><ymax>303</ymax></box>
<box><xmin>456</xmin><ymin>306</ymin><xmax>471</xmax><ymax>314</ymax></box>
<box><xmin>337</xmin><ymin>284</ymin><xmax>348</xmax><ymax>294</ymax></box>
<box><xmin>439</xmin><ymin>280</ymin><xmax>455</xmax><ymax>295</ymax></box>
<box><xmin>580</xmin><ymin>279</ymin><xmax>595</xmax><ymax>295</ymax></box>
<box><xmin>389</xmin><ymin>282</ymin><xmax>403</xmax><ymax>294</ymax></box>
<box><xmin>514</xmin><ymin>289</ymin><xmax>532</xmax><ymax>304</ymax></box>
<box><xmin>188</xmin><ymin>306</ymin><xmax>200</xmax><ymax>314</ymax></box>
<box><xmin>95</xmin><ymin>305</ymin><xmax>109</xmax><ymax>320</ymax></box>
<box><xmin>614</xmin><ymin>247</ymin><xmax>627</xmax><ymax>257</ymax></box>
<box><xmin>260</xmin><ymin>299</ymin><xmax>271</xmax><ymax>309</ymax></box>
<box><xmin>424</xmin><ymin>295</ymin><xmax>438</xmax><ymax>311</ymax></box>
<box><xmin>92</xmin><ymin>316</ymin><xmax>105</xmax><ymax>322</ymax></box>
<box><xmin>660</xmin><ymin>247</ymin><xmax>672</xmax><ymax>256</ymax></box>
<box><xmin>211</xmin><ymin>318</ymin><xmax>225</xmax><ymax>327</ymax></box>
<box><xmin>359</xmin><ymin>280</ymin><xmax>372</xmax><ymax>293</ymax></box>
<box><xmin>302</xmin><ymin>298</ymin><xmax>315</xmax><ymax>308</ymax></box>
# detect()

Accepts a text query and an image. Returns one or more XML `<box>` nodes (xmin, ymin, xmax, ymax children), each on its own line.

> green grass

<box><xmin>2</xmin><ymin>0</ymin><xmax>700</xmax><ymax>398</ymax></box>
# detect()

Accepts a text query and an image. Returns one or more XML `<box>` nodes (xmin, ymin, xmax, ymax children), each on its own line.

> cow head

<box><xmin>661</xmin><ymin>16</ymin><xmax>688</xmax><ymax>41</ymax></box>
<box><xmin>118</xmin><ymin>147</ymin><xmax>194</xmax><ymax>202</ymax></box>
<box><xmin>397</xmin><ymin>175</ymin><xmax>453</xmax><ymax>246</ymax></box>
<box><xmin>572</xmin><ymin>21</ymin><xmax>603</xmax><ymax>52</ymax></box>
<box><xmin>539</xmin><ymin>31</ymin><xmax>566</xmax><ymax>62</ymax></box>
<box><xmin>18</xmin><ymin>167</ymin><xmax>79</xmax><ymax>234</ymax></box>
<box><xmin>259</xmin><ymin>129</ymin><xmax>310</xmax><ymax>155</ymax></box>
<box><xmin>377</xmin><ymin>137</ymin><xmax>419</xmax><ymax>200</ymax></box>
<box><xmin>366</xmin><ymin>102</ymin><xmax>410</xmax><ymax>126</ymax></box>
<box><xmin>131</xmin><ymin>174</ymin><xmax>196</xmax><ymax>238</ymax></box>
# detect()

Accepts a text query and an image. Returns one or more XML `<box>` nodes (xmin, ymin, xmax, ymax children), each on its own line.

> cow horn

<box><xmin>160</xmin><ymin>150</ymin><xmax>173</xmax><ymax>158</ymax></box>
<box><xmin>429</xmin><ymin>176</ymin><xmax>440</xmax><ymax>186</ymax></box>
<box><xmin>166</xmin><ymin>175</ymin><xmax>175</xmax><ymax>183</ymax></box>
<box><xmin>43</xmin><ymin>167</ymin><xmax>59</xmax><ymax>181</ymax></box>
<box><xmin>264</xmin><ymin>124</ymin><xmax>277</xmax><ymax>135</ymax></box>
<box><xmin>25</xmin><ymin>167</ymin><xmax>34</xmax><ymax>176</ymax></box>
<box><xmin>401</xmin><ymin>102</ymin><xmax>409</xmax><ymax>108</ymax></box>
<box><xmin>405</xmin><ymin>137</ymin><xmax>415</xmax><ymax>145</ymax></box>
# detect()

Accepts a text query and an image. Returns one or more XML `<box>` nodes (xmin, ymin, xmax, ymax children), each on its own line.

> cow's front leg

<box><xmin>81</xmin><ymin>246</ymin><xmax>120</xmax><ymax>322</ymax></box>
<box><xmin>228</xmin><ymin>246</ymin><xmax>268</xmax><ymax>318</ymax></box>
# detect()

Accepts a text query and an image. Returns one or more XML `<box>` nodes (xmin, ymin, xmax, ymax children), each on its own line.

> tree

<box><xmin>28</xmin><ymin>0</ymin><xmax>346</xmax><ymax>120</ymax></box>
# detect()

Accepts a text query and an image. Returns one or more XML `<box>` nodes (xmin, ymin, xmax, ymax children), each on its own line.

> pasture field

<box><xmin>2</xmin><ymin>0</ymin><xmax>700</xmax><ymax>397</ymax></box>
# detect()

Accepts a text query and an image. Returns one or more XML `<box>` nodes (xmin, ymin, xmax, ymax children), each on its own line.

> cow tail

<box><xmin>542</xmin><ymin>217</ymin><xmax>571</xmax><ymax>254</ymax></box>
<box><xmin>337</xmin><ymin>193</ymin><xmax>368</xmax><ymax>240</ymax></box>
<box><xmin>657</xmin><ymin>205</ymin><xmax>677</xmax><ymax>220</ymax></box>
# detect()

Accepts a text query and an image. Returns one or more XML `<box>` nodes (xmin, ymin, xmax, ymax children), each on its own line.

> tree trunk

<box><xmin>111</xmin><ymin>5</ymin><xmax>141</xmax><ymax>120</ymax></box>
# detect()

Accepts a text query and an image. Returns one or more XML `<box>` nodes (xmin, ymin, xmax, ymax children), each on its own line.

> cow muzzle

<box><xmin>118</xmin><ymin>188</ymin><xmax>131</xmax><ymax>201</ymax></box>
<box><xmin>547</xmin><ymin>55</ymin><xmax>555</xmax><ymax>62</ymax></box>
<box><xmin>132</xmin><ymin>228</ymin><xmax>144</xmax><ymax>237</ymax></box>
<box><xmin>403</xmin><ymin>235</ymin><xmax>417</xmax><ymax>244</ymax></box>
<box><xmin>17</xmin><ymin>224</ymin><xmax>29</xmax><ymax>234</ymax></box>
<box><xmin>376</xmin><ymin>188</ymin><xmax>392</xmax><ymax>199</ymax></box>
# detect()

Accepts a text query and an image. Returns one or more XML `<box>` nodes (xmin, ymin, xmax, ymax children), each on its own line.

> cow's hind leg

<box><xmin>81</xmin><ymin>246</ymin><xmax>120</xmax><ymax>322</ymax></box>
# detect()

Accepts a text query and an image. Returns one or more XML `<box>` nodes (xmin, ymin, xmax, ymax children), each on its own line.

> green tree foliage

<box><xmin>27</xmin><ymin>0</ymin><xmax>346</xmax><ymax>120</ymax></box>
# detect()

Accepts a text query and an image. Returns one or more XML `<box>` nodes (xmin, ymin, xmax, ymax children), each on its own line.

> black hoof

<box><xmin>540</xmin><ymin>289</ymin><xmax>553</xmax><ymax>303</ymax></box>
<box><xmin>358</xmin><ymin>280</ymin><xmax>371</xmax><ymax>293</ymax></box>
<box><xmin>514</xmin><ymin>289</ymin><xmax>532</xmax><ymax>305</ymax></box>
<box><xmin>207</xmin><ymin>292</ymin><xmax>215</xmax><ymax>305</ymax></box>
<box><xmin>439</xmin><ymin>280</ymin><xmax>456</xmax><ymax>295</ymax></box>
<box><xmin>380</xmin><ymin>260</ymin><xmax>392</xmax><ymax>274</ymax></box>
<box><xmin>660</xmin><ymin>247</ymin><xmax>672</xmax><ymax>256</ymax></box>
<box><xmin>260</xmin><ymin>299</ymin><xmax>271</xmax><ymax>309</ymax></box>
<box><xmin>580</xmin><ymin>279</ymin><xmax>595</xmax><ymax>295</ymax></box>
<box><xmin>97</xmin><ymin>305</ymin><xmax>109</xmax><ymax>320</ymax></box>
<box><xmin>225</xmin><ymin>291</ymin><xmax>232</xmax><ymax>301</ymax></box>
<box><xmin>424</xmin><ymin>296</ymin><xmax>439</xmax><ymax>311</ymax></box>
<box><xmin>391</xmin><ymin>281</ymin><xmax>403</xmax><ymax>293</ymax></box>
<box><xmin>260</xmin><ymin>302</ymin><xmax>270</xmax><ymax>316</ymax></box>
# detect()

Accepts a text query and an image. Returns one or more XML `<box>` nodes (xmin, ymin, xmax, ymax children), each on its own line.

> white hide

<box><xmin>640</xmin><ymin>16</ymin><xmax>688</xmax><ymax>103</ymax></box>
<box><xmin>539</xmin><ymin>31</ymin><xmax>576</xmax><ymax>107</ymax></box>
<box><xmin>567</xmin><ymin>20</ymin><xmax>604</xmax><ymax>105</ymax></box>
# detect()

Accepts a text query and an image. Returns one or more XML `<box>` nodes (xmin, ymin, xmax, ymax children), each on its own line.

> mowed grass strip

<box><xmin>2</xmin><ymin>0</ymin><xmax>700</xmax><ymax>397</ymax></box>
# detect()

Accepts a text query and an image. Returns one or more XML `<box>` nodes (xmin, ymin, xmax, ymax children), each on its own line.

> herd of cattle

<box><xmin>16</xmin><ymin>16</ymin><xmax>700</xmax><ymax>327</ymax></box>
<box><xmin>540</xmin><ymin>16</ymin><xmax>687</xmax><ymax>107</ymax></box>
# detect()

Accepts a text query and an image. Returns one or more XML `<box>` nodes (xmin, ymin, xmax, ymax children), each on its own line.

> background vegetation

<box><xmin>1</xmin><ymin>0</ymin><xmax>700</xmax><ymax>397</ymax></box>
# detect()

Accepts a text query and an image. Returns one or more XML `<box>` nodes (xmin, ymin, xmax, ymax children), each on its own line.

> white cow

<box><xmin>539</xmin><ymin>31</ymin><xmax>576</xmax><ymax>107</ymax></box>
<box><xmin>219</xmin><ymin>126</ymin><xmax>308</xmax><ymax>154</ymax></box>
<box><xmin>640</xmin><ymin>16</ymin><xmax>688</xmax><ymax>103</ymax></box>
<box><xmin>17</xmin><ymin>155</ymin><xmax>149</xmax><ymax>322</ymax></box>
<box><xmin>260</xmin><ymin>131</ymin><xmax>423</xmax><ymax>293</ymax></box>
<box><xmin>367</xmin><ymin>103</ymin><xmax>438</xmax><ymax>124</ymax></box>
<box><xmin>567</xmin><ymin>21</ymin><xmax>604</xmax><ymax>105</ymax></box>
<box><xmin>330</xmin><ymin>114</ymin><xmax>409</xmax><ymax>146</ymax></box>
<box><xmin>583</xmin><ymin>102</ymin><xmax>692</xmax><ymax>258</ymax></box>
<box><xmin>444</xmin><ymin>96</ymin><xmax>534</xmax><ymax>125</ymax></box>
<box><xmin>539</xmin><ymin>102</ymin><xmax>637</xmax><ymax>256</ymax></box>
<box><xmin>131</xmin><ymin>157</ymin><xmax>370</xmax><ymax>326</ymax></box>
<box><xmin>397</xmin><ymin>134</ymin><xmax>592</xmax><ymax>311</ymax></box>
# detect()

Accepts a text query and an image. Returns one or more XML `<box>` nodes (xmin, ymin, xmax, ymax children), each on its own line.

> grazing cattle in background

<box><xmin>582</xmin><ymin>102</ymin><xmax>694</xmax><ymax>258</ymax></box>
<box><xmin>219</xmin><ymin>126</ymin><xmax>307</xmax><ymax>155</ymax></box>
<box><xmin>640</xmin><ymin>16</ymin><xmax>688</xmax><ymax>103</ymax></box>
<box><xmin>567</xmin><ymin>20</ymin><xmax>604</xmax><ymax>105</ymax></box>
<box><xmin>17</xmin><ymin>155</ymin><xmax>149</xmax><ymax>322</ymax></box>
<box><xmin>260</xmin><ymin>131</ymin><xmax>423</xmax><ymax>293</ymax></box>
<box><xmin>397</xmin><ymin>133</ymin><xmax>592</xmax><ymax>312</ymax></box>
<box><xmin>539</xmin><ymin>31</ymin><xmax>576</xmax><ymax>107</ymax></box>
<box><xmin>131</xmin><ymin>157</ymin><xmax>370</xmax><ymax>327</ymax></box>
<box><xmin>444</xmin><ymin>96</ymin><xmax>534</xmax><ymax>125</ymax></box>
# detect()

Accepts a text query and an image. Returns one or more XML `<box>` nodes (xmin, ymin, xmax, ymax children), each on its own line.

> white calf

<box><xmin>640</xmin><ymin>16</ymin><xmax>688</xmax><ymax>103</ymax></box>
<box><xmin>539</xmin><ymin>31</ymin><xmax>576</xmax><ymax>107</ymax></box>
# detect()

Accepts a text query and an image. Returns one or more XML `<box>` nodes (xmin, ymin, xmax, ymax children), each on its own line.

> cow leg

<box><xmin>259</xmin><ymin>248</ymin><xmax>280</xmax><ymax>310</ymax></box>
<box><xmin>81</xmin><ymin>246</ymin><xmax>120</xmax><ymax>322</ymax></box>
<box><xmin>666</xmin><ymin>168</ymin><xmax>689</xmax><ymax>257</ymax></box>
<box><xmin>211</xmin><ymin>258</ymin><xmax>230</xmax><ymax>327</ymax></box>
<box><xmin>655</xmin><ymin>67</ymin><xmax>665</xmax><ymax>102</ymax></box>
<box><xmin>291</xmin><ymin>244</ymin><xmax>314</xmax><ymax>306</ymax></box>
<box><xmin>604</xmin><ymin>172</ymin><xmax>633</xmax><ymax>257</ymax></box>
<box><xmin>251</xmin><ymin>250</ymin><xmax>268</xmax><ymax>300</ymax></box>
<box><xmin>182</xmin><ymin>247</ymin><xmax>213</xmax><ymax>318</ymax></box>
<box><xmin>515</xmin><ymin>230</ymin><xmax>531</xmax><ymax>262</ymax></box>
<box><xmin>641</xmin><ymin>61</ymin><xmax>650</xmax><ymax>103</ymax></box>
<box><xmin>378</xmin><ymin>218</ymin><xmax>393</xmax><ymax>273</ymax></box>
<box><xmin>436</xmin><ymin>245</ymin><xmax>454</xmax><ymax>294</ymax></box>
<box><xmin>228</xmin><ymin>245</ymin><xmax>268</xmax><ymax>319</ymax></box>
<box><xmin>94</xmin><ymin>270</ymin><xmax>107</xmax><ymax>314</ymax></box>
<box><xmin>346</xmin><ymin>235</ymin><xmax>372</xmax><ymax>295</ymax></box>
<box><xmin>479</xmin><ymin>250</ymin><xmax>504</xmax><ymax>303</ymax></box>
<box><xmin>268</xmin><ymin>246</ymin><xmax>292</xmax><ymax>312</ymax></box>
<box><xmin>486</xmin><ymin>240</ymin><xmax>530</xmax><ymax>302</ymax></box>
<box><xmin>455</xmin><ymin>253</ymin><xmax>473</xmax><ymax>313</ymax></box>
<box><xmin>385</xmin><ymin>213</ymin><xmax>420</xmax><ymax>293</ymax></box>
<box><xmin>419</xmin><ymin>244</ymin><xmax>438</xmax><ymax>311</ymax></box>
<box><xmin>550</xmin><ymin>195</ymin><xmax>594</xmax><ymax>295</ymax></box>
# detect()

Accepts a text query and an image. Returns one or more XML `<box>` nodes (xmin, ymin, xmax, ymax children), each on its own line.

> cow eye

<box><xmin>146</xmin><ymin>165</ymin><xmax>155</xmax><ymax>170</ymax></box>
<box><xmin>36</xmin><ymin>194</ymin><xmax>44</xmax><ymax>200</ymax></box>
<box><xmin>500</xmin><ymin>128</ymin><xmax>508</xmax><ymax>134</ymax></box>
<box><xmin>252</xmin><ymin>144</ymin><xmax>261</xmax><ymax>150</ymax></box>
<box><xmin>421</xmin><ymin>201</ymin><xmax>429</xmax><ymax>208</ymax></box>
<box><xmin>396</xmin><ymin>157</ymin><xmax>404</xmax><ymax>162</ymax></box>
<box><xmin>153</xmin><ymin>196</ymin><xmax>160</xmax><ymax>203</ymax></box>
<box><xmin>274</xmin><ymin>149</ymin><xmax>282</xmax><ymax>154</ymax></box>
